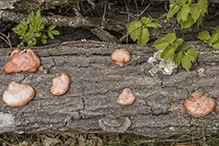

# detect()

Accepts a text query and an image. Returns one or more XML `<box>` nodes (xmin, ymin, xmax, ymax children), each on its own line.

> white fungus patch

<box><xmin>148</xmin><ymin>50</ymin><xmax>177</xmax><ymax>76</ymax></box>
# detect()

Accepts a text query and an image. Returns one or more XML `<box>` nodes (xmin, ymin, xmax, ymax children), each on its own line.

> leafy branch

<box><xmin>166</xmin><ymin>0</ymin><xmax>208</xmax><ymax>28</ymax></box>
<box><xmin>153</xmin><ymin>32</ymin><xmax>197</xmax><ymax>71</ymax></box>
<box><xmin>128</xmin><ymin>16</ymin><xmax>161</xmax><ymax>46</ymax></box>
<box><xmin>198</xmin><ymin>26</ymin><xmax>219</xmax><ymax>49</ymax></box>
<box><xmin>12</xmin><ymin>10</ymin><xmax>60</xmax><ymax>49</ymax></box>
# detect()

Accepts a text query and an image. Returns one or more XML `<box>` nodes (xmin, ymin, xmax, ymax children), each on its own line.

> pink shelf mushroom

<box><xmin>3</xmin><ymin>48</ymin><xmax>40</xmax><ymax>74</ymax></box>
<box><xmin>50</xmin><ymin>73</ymin><xmax>70</xmax><ymax>96</ymax></box>
<box><xmin>111</xmin><ymin>49</ymin><xmax>131</xmax><ymax>66</ymax></box>
<box><xmin>184</xmin><ymin>90</ymin><xmax>216</xmax><ymax>117</ymax></box>
<box><xmin>117</xmin><ymin>88</ymin><xmax>136</xmax><ymax>106</ymax></box>
<box><xmin>2</xmin><ymin>81</ymin><xmax>35</xmax><ymax>107</ymax></box>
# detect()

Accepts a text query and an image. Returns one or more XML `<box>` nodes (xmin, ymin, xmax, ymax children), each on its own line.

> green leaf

<box><xmin>130</xmin><ymin>29</ymin><xmax>139</xmax><ymax>42</ymax></box>
<box><xmin>128</xmin><ymin>21</ymin><xmax>142</xmax><ymax>33</ymax></box>
<box><xmin>12</xmin><ymin>26</ymin><xmax>23</xmax><ymax>35</ymax></box>
<box><xmin>191</xmin><ymin>5</ymin><xmax>201</xmax><ymax>22</ymax></box>
<box><xmin>128</xmin><ymin>21</ymin><xmax>142</xmax><ymax>41</ymax></box>
<box><xmin>155</xmin><ymin>23</ymin><xmax>162</xmax><ymax>28</ymax></box>
<box><xmin>181</xmin><ymin>55</ymin><xmax>191</xmax><ymax>71</ymax></box>
<box><xmin>39</xmin><ymin>23</ymin><xmax>44</xmax><ymax>30</ymax></box>
<box><xmin>30</xmin><ymin>11</ymin><xmax>34</xmax><ymax>17</ymax></box>
<box><xmin>198</xmin><ymin>0</ymin><xmax>208</xmax><ymax>13</ymax></box>
<box><xmin>187</xmin><ymin>0</ymin><xmax>192</xmax><ymax>4</ymax></box>
<box><xmin>173</xmin><ymin>51</ymin><xmax>183</xmax><ymax>65</ymax></box>
<box><xmin>141</xmin><ymin>17</ymin><xmax>150</xmax><ymax>24</ymax></box>
<box><xmin>41</xmin><ymin>34</ymin><xmax>48</xmax><ymax>39</ymax></box>
<box><xmin>36</xmin><ymin>32</ymin><xmax>41</xmax><ymax>37</ymax></box>
<box><xmin>39</xmin><ymin>17</ymin><xmax>45</xmax><ymax>24</ymax></box>
<box><xmin>175</xmin><ymin>0</ymin><xmax>186</xmax><ymax>5</ymax></box>
<box><xmin>41</xmin><ymin>39</ymin><xmax>47</xmax><ymax>44</ymax></box>
<box><xmin>137</xmin><ymin>27</ymin><xmax>149</xmax><ymax>46</ymax></box>
<box><xmin>51</xmin><ymin>30</ymin><xmax>60</xmax><ymax>35</ymax></box>
<box><xmin>145</xmin><ymin>22</ymin><xmax>160</xmax><ymax>29</ymax></box>
<box><xmin>174</xmin><ymin>38</ymin><xmax>184</xmax><ymax>48</ymax></box>
<box><xmin>197</xmin><ymin>30</ymin><xmax>210</xmax><ymax>41</ymax></box>
<box><xmin>187</xmin><ymin>49</ymin><xmax>197</xmax><ymax>62</ymax></box>
<box><xmin>20</xmin><ymin>21</ymin><xmax>28</xmax><ymax>26</ymax></box>
<box><xmin>212</xmin><ymin>40</ymin><xmax>219</xmax><ymax>49</ymax></box>
<box><xmin>36</xmin><ymin>10</ymin><xmax>41</xmax><ymax>19</ymax></box>
<box><xmin>169</xmin><ymin>0</ymin><xmax>175</xmax><ymax>7</ymax></box>
<box><xmin>28</xmin><ymin>16</ymin><xmax>34</xmax><ymax>23</ymax></box>
<box><xmin>48</xmin><ymin>31</ymin><xmax>54</xmax><ymax>39</ymax></box>
<box><xmin>197</xmin><ymin>16</ymin><xmax>203</xmax><ymax>28</ymax></box>
<box><xmin>48</xmin><ymin>25</ymin><xmax>56</xmax><ymax>31</ymax></box>
<box><xmin>180</xmin><ymin>14</ymin><xmax>194</xmax><ymax>29</ymax></box>
<box><xmin>181</xmin><ymin>44</ymin><xmax>189</xmax><ymax>51</ymax></box>
<box><xmin>181</xmin><ymin>4</ymin><xmax>191</xmax><ymax>21</ymax></box>
<box><xmin>211</xmin><ymin>26</ymin><xmax>219</xmax><ymax>31</ymax></box>
<box><xmin>167</xmin><ymin>4</ymin><xmax>180</xmax><ymax>19</ymax></box>
<box><xmin>164</xmin><ymin>32</ymin><xmax>176</xmax><ymax>43</ymax></box>
<box><xmin>26</xmin><ymin>33</ymin><xmax>34</xmax><ymax>40</ymax></box>
<box><xmin>210</xmin><ymin>32</ymin><xmax>219</xmax><ymax>44</ymax></box>
<box><xmin>161</xmin><ymin>46</ymin><xmax>175</xmax><ymax>60</ymax></box>
<box><xmin>177</xmin><ymin>9</ymin><xmax>182</xmax><ymax>22</ymax></box>
<box><xmin>153</xmin><ymin>39</ymin><xmax>169</xmax><ymax>50</ymax></box>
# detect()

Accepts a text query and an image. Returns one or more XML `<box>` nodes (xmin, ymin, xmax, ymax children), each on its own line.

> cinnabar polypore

<box><xmin>50</xmin><ymin>73</ymin><xmax>70</xmax><ymax>95</ymax></box>
<box><xmin>3</xmin><ymin>48</ymin><xmax>40</xmax><ymax>74</ymax></box>
<box><xmin>111</xmin><ymin>49</ymin><xmax>131</xmax><ymax>66</ymax></box>
<box><xmin>184</xmin><ymin>90</ymin><xmax>216</xmax><ymax>117</ymax></box>
<box><xmin>117</xmin><ymin>88</ymin><xmax>136</xmax><ymax>106</ymax></box>
<box><xmin>2</xmin><ymin>81</ymin><xmax>35</xmax><ymax>107</ymax></box>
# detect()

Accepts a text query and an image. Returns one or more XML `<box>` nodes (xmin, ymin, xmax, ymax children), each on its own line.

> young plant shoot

<box><xmin>12</xmin><ymin>10</ymin><xmax>60</xmax><ymax>48</ymax></box>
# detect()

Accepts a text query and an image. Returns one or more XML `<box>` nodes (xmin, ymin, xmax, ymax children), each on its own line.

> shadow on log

<box><xmin>0</xmin><ymin>40</ymin><xmax>219</xmax><ymax>137</ymax></box>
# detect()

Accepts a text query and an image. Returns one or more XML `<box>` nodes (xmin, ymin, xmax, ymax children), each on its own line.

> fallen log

<box><xmin>0</xmin><ymin>40</ymin><xmax>219</xmax><ymax>137</ymax></box>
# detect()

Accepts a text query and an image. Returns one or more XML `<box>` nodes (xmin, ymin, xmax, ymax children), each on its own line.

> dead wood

<box><xmin>0</xmin><ymin>41</ymin><xmax>219</xmax><ymax>137</ymax></box>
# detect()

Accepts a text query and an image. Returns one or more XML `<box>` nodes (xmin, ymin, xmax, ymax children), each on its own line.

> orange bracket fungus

<box><xmin>99</xmin><ymin>115</ymin><xmax>131</xmax><ymax>132</ymax></box>
<box><xmin>2</xmin><ymin>81</ymin><xmax>35</xmax><ymax>107</ymax></box>
<box><xmin>184</xmin><ymin>90</ymin><xmax>216</xmax><ymax>117</ymax></box>
<box><xmin>50</xmin><ymin>73</ymin><xmax>70</xmax><ymax>96</ymax></box>
<box><xmin>111</xmin><ymin>49</ymin><xmax>131</xmax><ymax>66</ymax></box>
<box><xmin>117</xmin><ymin>88</ymin><xmax>136</xmax><ymax>106</ymax></box>
<box><xmin>3</xmin><ymin>48</ymin><xmax>40</xmax><ymax>74</ymax></box>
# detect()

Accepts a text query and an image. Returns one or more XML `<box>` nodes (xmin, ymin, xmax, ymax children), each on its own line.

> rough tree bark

<box><xmin>0</xmin><ymin>41</ymin><xmax>219</xmax><ymax>137</ymax></box>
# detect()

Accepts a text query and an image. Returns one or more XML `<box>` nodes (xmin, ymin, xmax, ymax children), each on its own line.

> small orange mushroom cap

<box><xmin>3</xmin><ymin>48</ymin><xmax>40</xmax><ymax>74</ymax></box>
<box><xmin>117</xmin><ymin>88</ymin><xmax>136</xmax><ymax>106</ymax></box>
<box><xmin>50</xmin><ymin>73</ymin><xmax>70</xmax><ymax>96</ymax></box>
<box><xmin>111</xmin><ymin>49</ymin><xmax>131</xmax><ymax>66</ymax></box>
<box><xmin>2</xmin><ymin>81</ymin><xmax>35</xmax><ymax>107</ymax></box>
<box><xmin>184</xmin><ymin>90</ymin><xmax>216</xmax><ymax>117</ymax></box>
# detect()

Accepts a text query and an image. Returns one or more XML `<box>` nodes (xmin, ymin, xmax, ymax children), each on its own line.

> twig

<box><xmin>63</xmin><ymin>5</ymin><xmax>73</xmax><ymax>15</ymax></box>
<box><xmin>164</xmin><ymin>2</ymin><xmax>169</xmax><ymax>12</ymax></box>
<box><xmin>119</xmin><ymin>32</ymin><xmax>131</xmax><ymax>42</ymax></box>
<box><xmin>101</xmin><ymin>2</ymin><xmax>107</xmax><ymax>27</ymax></box>
<box><xmin>17</xmin><ymin>35</ymin><xmax>27</xmax><ymax>48</ymax></box>
<box><xmin>141</xmin><ymin>0</ymin><xmax>144</xmax><ymax>6</ymax></box>
<box><xmin>139</xmin><ymin>2</ymin><xmax>151</xmax><ymax>16</ymax></box>
<box><xmin>119</xmin><ymin>2</ymin><xmax>151</xmax><ymax>18</ymax></box>
<box><xmin>119</xmin><ymin>2</ymin><xmax>151</xmax><ymax>43</ymax></box>
<box><xmin>21</xmin><ymin>32</ymin><xmax>37</xmax><ymax>55</ymax></box>
<box><xmin>0</xmin><ymin>32</ymin><xmax>12</xmax><ymax>48</ymax></box>
<box><xmin>134</xmin><ymin>0</ymin><xmax>139</xmax><ymax>20</ymax></box>
<box><xmin>83</xmin><ymin>1</ymin><xmax>104</xmax><ymax>15</ymax></box>
<box><xmin>124</xmin><ymin>0</ymin><xmax>130</xmax><ymax>43</ymax></box>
